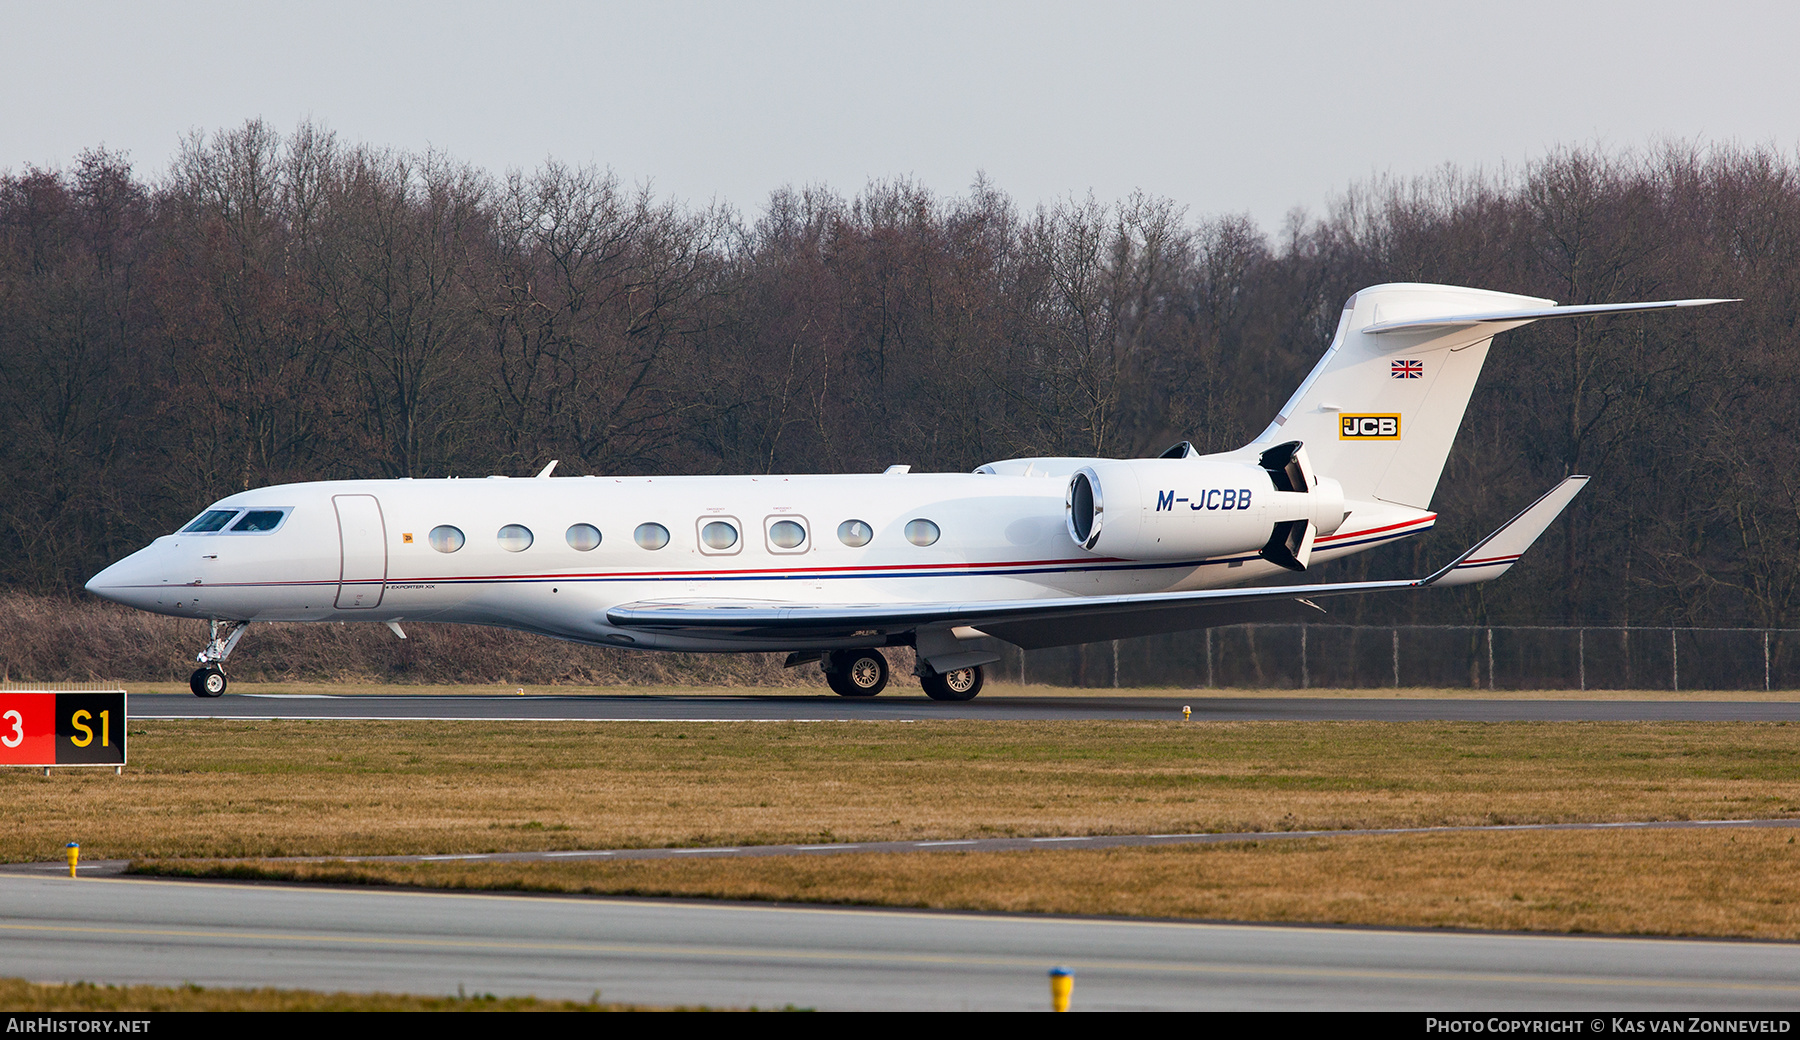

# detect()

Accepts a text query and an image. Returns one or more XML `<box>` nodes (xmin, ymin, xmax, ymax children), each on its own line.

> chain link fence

<box><xmin>1001</xmin><ymin>626</ymin><xmax>1800</xmax><ymax>691</ymax></box>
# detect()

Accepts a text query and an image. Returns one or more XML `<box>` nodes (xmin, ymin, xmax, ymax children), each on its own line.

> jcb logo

<box><xmin>1340</xmin><ymin>414</ymin><xmax>1400</xmax><ymax>439</ymax></box>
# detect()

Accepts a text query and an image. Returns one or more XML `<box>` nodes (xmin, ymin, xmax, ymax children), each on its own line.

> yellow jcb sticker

<box><xmin>1340</xmin><ymin>414</ymin><xmax>1401</xmax><ymax>439</ymax></box>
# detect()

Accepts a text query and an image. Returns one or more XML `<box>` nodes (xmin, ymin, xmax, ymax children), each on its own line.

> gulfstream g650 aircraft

<box><xmin>87</xmin><ymin>283</ymin><xmax>1729</xmax><ymax>699</ymax></box>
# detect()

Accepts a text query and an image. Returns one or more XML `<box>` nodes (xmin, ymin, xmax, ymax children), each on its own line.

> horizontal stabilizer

<box><xmin>1252</xmin><ymin>284</ymin><xmax>1730</xmax><ymax>511</ymax></box>
<box><xmin>1363</xmin><ymin>298</ymin><xmax>1736</xmax><ymax>335</ymax></box>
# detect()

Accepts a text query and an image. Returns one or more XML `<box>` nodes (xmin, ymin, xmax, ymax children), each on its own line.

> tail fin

<box><xmin>1249</xmin><ymin>283</ymin><xmax>1732</xmax><ymax>509</ymax></box>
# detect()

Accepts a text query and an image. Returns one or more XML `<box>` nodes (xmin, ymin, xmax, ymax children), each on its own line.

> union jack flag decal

<box><xmin>1392</xmin><ymin>359</ymin><xmax>1423</xmax><ymax>378</ymax></box>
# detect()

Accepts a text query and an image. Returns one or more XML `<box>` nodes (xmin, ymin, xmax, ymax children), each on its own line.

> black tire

<box><xmin>190</xmin><ymin>666</ymin><xmax>227</xmax><ymax>698</ymax></box>
<box><xmin>825</xmin><ymin>649</ymin><xmax>888</xmax><ymax>697</ymax></box>
<box><xmin>921</xmin><ymin>665</ymin><xmax>984</xmax><ymax>702</ymax></box>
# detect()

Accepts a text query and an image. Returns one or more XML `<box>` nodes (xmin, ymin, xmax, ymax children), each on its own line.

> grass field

<box><xmin>0</xmin><ymin>978</ymin><xmax>716</xmax><ymax>1011</ymax></box>
<box><xmin>153</xmin><ymin>827</ymin><xmax>1800</xmax><ymax>941</ymax></box>
<box><xmin>9</xmin><ymin>718</ymin><xmax>1800</xmax><ymax>860</ymax></box>
<box><xmin>9</xmin><ymin>716</ymin><xmax>1800</xmax><ymax>938</ymax></box>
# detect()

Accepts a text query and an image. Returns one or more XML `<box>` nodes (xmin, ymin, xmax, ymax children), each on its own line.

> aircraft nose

<box><xmin>84</xmin><ymin>559</ymin><xmax>132</xmax><ymax>605</ymax></box>
<box><xmin>84</xmin><ymin>548</ymin><xmax>165</xmax><ymax>611</ymax></box>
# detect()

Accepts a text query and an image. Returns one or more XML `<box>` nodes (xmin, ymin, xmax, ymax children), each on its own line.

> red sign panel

<box><xmin>0</xmin><ymin>692</ymin><xmax>126</xmax><ymax>767</ymax></box>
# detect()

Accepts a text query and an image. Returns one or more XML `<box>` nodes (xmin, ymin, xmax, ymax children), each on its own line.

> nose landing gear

<box><xmin>190</xmin><ymin>665</ymin><xmax>227</xmax><ymax>697</ymax></box>
<box><xmin>189</xmin><ymin>619</ymin><xmax>248</xmax><ymax>698</ymax></box>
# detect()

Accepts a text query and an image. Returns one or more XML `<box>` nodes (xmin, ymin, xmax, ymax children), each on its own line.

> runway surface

<box><xmin>130</xmin><ymin>691</ymin><xmax>1800</xmax><ymax>722</ymax></box>
<box><xmin>3</xmin><ymin>874</ymin><xmax>1797</xmax><ymax>1011</ymax></box>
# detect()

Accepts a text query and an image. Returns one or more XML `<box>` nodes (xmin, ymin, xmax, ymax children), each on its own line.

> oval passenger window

<box><xmin>428</xmin><ymin>525</ymin><xmax>465</xmax><ymax>553</ymax></box>
<box><xmin>904</xmin><ymin>519</ymin><xmax>940</xmax><ymax>546</ymax></box>
<box><xmin>634</xmin><ymin>523</ymin><xmax>670</xmax><ymax>550</ymax></box>
<box><xmin>566</xmin><ymin>524</ymin><xmax>602</xmax><ymax>551</ymax></box>
<box><xmin>768</xmin><ymin>519</ymin><xmax>806</xmax><ymax>549</ymax></box>
<box><xmin>837</xmin><ymin>520</ymin><xmax>873</xmax><ymax>547</ymax></box>
<box><xmin>701</xmin><ymin>520</ymin><xmax>738</xmax><ymax>550</ymax></box>
<box><xmin>497</xmin><ymin>524</ymin><xmax>534</xmax><ymax>552</ymax></box>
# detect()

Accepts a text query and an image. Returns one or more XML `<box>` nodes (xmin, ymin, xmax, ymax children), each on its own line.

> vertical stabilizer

<box><xmin>1247</xmin><ymin>284</ymin><xmax>1731</xmax><ymax>509</ymax></box>
<box><xmin>1250</xmin><ymin>284</ymin><xmax>1552</xmax><ymax>508</ymax></box>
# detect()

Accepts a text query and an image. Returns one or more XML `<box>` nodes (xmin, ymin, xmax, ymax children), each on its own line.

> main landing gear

<box><xmin>823</xmin><ymin>649</ymin><xmax>890</xmax><ymax>697</ymax></box>
<box><xmin>920</xmin><ymin>665</ymin><xmax>984</xmax><ymax>702</ymax></box>
<box><xmin>819</xmin><ymin>648</ymin><xmax>987</xmax><ymax>701</ymax></box>
<box><xmin>189</xmin><ymin>619</ymin><xmax>248</xmax><ymax>698</ymax></box>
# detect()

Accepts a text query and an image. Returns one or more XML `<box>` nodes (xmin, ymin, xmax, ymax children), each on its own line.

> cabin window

<box><xmin>228</xmin><ymin>509</ymin><xmax>287</xmax><ymax>533</ymax></box>
<box><xmin>904</xmin><ymin>519</ymin><xmax>940</xmax><ymax>546</ymax></box>
<box><xmin>497</xmin><ymin>524</ymin><xmax>534</xmax><ymax>552</ymax></box>
<box><xmin>634</xmin><ymin>523</ymin><xmax>670</xmax><ymax>550</ymax></box>
<box><xmin>181</xmin><ymin>510</ymin><xmax>239</xmax><ymax>533</ymax></box>
<box><xmin>837</xmin><ymin>519</ymin><xmax>873</xmax><ymax>547</ymax></box>
<box><xmin>566</xmin><ymin>524</ymin><xmax>602</xmax><ymax>551</ymax></box>
<box><xmin>767</xmin><ymin>518</ymin><xmax>807</xmax><ymax>551</ymax></box>
<box><xmin>699</xmin><ymin>520</ymin><xmax>739</xmax><ymax>552</ymax></box>
<box><xmin>428</xmin><ymin>525</ymin><xmax>465</xmax><ymax>553</ymax></box>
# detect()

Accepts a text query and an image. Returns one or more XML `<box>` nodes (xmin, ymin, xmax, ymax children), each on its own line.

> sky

<box><xmin>5</xmin><ymin>0</ymin><xmax>1799</xmax><ymax>233</ymax></box>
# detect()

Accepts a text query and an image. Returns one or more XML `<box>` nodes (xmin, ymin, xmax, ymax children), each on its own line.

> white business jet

<box><xmin>86</xmin><ymin>283</ymin><xmax>1730</xmax><ymax>699</ymax></box>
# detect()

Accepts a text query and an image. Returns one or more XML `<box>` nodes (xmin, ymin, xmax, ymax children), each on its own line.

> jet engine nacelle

<box><xmin>1065</xmin><ymin>450</ymin><xmax>1346</xmax><ymax>566</ymax></box>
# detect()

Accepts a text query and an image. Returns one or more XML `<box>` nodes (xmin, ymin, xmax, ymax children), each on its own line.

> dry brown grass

<box><xmin>150</xmin><ymin>827</ymin><xmax>1800</xmax><ymax>940</ymax></box>
<box><xmin>1108</xmin><ymin>687</ymin><xmax>1800</xmax><ymax>701</ymax></box>
<box><xmin>16</xmin><ymin>593</ymin><xmax>1795</xmax><ymax>698</ymax></box>
<box><xmin>9</xmin><ymin>719</ymin><xmax>1800</xmax><ymax>863</ymax></box>
<box><xmin>0</xmin><ymin>977</ymin><xmax>712</xmax><ymax>1011</ymax></box>
<box><xmin>0</xmin><ymin>592</ymin><xmax>813</xmax><ymax>687</ymax></box>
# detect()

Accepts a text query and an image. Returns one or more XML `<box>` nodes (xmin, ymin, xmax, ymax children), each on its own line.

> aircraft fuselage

<box><xmin>86</xmin><ymin>469</ymin><xmax>1429</xmax><ymax>653</ymax></box>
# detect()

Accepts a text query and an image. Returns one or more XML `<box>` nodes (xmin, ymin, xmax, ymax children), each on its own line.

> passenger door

<box><xmin>333</xmin><ymin>494</ymin><xmax>387</xmax><ymax>609</ymax></box>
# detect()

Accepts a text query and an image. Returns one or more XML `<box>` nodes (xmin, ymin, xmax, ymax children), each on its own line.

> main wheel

<box><xmin>921</xmin><ymin>665</ymin><xmax>984</xmax><ymax>702</ymax></box>
<box><xmin>190</xmin><ymin>666</ymin><xmax>227</xmax><ymax>698</ymax></box>
<box><xmin>825</xmin><ymin>649</ymin><xmax>889</xmax><ymax>697</ymax></box>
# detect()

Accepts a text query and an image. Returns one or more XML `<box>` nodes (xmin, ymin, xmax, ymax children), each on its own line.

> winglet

<box><xmin>1422</xmin><ymin>476</ymin><xmax>1588</xmax><ymax>587</ymax></box>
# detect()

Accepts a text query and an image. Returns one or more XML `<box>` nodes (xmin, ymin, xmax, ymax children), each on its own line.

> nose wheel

<box><xmin>189</xmin><ymin>619</ymin><xmax>248</xmax><ymax>697</ymax></box>
<box><xmin>190</xmin><ymin>665</ymin><xmax>227</xmax><ymax>697</ymax></box>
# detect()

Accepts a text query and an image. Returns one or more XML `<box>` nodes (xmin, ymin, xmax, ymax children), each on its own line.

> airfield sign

<box><xmin>0</xmin><ymin>690</ymin><xmax>127</xmax><ymax>769</ymax></box>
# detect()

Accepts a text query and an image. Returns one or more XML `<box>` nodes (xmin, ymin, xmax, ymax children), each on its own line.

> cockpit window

<box><xmin>181</xmin><ymin>510</ymin><xmax>239</xmax><ymax>533</ymax></box>
<box><xmin>229</xmin><ymin>510</ymin><xmax>287</xmax><ymax>533</ymax></box>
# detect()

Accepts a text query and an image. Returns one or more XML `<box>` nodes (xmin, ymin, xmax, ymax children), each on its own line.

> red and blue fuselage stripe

<box><xmin>114</xmin><ymin>516</ymin><xmax>1437</xmax><ymax>591</ymax></box>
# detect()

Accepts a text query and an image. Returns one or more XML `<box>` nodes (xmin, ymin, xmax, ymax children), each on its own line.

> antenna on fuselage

<box><xmin>535</xmin><ymin>460</ymin><xmax>559</xmax><ymax>478</ymax></box>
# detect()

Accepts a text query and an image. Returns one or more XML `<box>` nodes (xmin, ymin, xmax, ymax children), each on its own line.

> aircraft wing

<box><xmin>606</xmin><ymin>477</ymin><xmax>1588</xmax><ymax>651</ymax></box>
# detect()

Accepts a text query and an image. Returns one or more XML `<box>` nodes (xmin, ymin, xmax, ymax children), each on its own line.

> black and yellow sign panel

<box><xmin>0</xmin><ymin>691</ymin><xmax>126</xmax><ymax>767</ymax></box>
<box><xmin>1339</xmin><ymin>414</ymin><xmax>1402</xmax><ymax>439</ymax></box>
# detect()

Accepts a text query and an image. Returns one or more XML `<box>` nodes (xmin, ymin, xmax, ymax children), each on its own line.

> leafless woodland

<box><xmin>3</xmin><ymin>123</ymin><xmax>1796</xmax><ymax>634</ymax></box>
